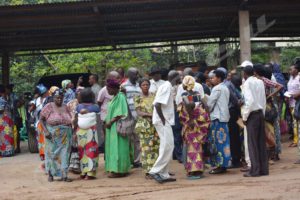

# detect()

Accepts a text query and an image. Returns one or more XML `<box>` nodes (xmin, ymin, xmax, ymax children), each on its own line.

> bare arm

<box><xmin>136</xmin><ymin>108</ymin><xmax>152</xmax><ymax>118</ymax></box>
<box><xmin>40</xmin><ymin>116</ymin><xmax>51</xmax><ymax>140</ymax></box>
<box><xmin>154</xmin><ymin>103</ymin><xmax>165</xmax><ymax>125</ymax></box>
<box><xmin>267</xmin><ymin>83</ymin><xmax>283</xmax><ymax>99</ymax></box>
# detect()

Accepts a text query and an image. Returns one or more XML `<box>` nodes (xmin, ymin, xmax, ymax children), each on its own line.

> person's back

<box><xmin>242</xmin><ymin>76</ymin><xmax>266</xmax><ymax>121</ymax></box>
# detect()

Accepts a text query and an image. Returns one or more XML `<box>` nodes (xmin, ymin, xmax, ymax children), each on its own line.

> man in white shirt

<box><xmin>242</xmin><ymin>66</ymin><xmax>268</xmax><ymax>177</ymax></box>
<box><xmin>149</xmin><ymin>70</ymin><xmax>181</xmax><ymax>183</ymax></box>
<box><xmin>149</xmin><ymin>67</ymin><xmax>165</xmax><ymax>94</ymax></box>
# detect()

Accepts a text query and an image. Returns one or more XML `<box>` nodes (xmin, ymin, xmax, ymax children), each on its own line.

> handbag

<box><xmin>265</xmin><ymin>102</ymin><xmax>277</xmax><ymax>124</ymax></box>
<box><xmin>116</xmin><ymin>102</ymin><xmax>136</xmax><ymax>137</ymax></box>
<box><xmin>294</xmin><ymin>100</ymin><xmax>300</xmax><ymax>120</ymax></box>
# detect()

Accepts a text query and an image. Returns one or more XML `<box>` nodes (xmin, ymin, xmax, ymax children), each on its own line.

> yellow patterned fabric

<box><xmin>134</xmin><ymin>94</ymin><xmax>159</xmax><ymax>173</ymax></box>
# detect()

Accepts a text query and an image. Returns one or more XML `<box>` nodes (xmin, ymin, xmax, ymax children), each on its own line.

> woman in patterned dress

<box><xmin>134</xmin><ymin>78</ymin><xmax>159</xmax><ymax>178</ymax></box>
<box><xmin>179</xmin><ymin>76</ymin><xmax>210</xmax><ymax>179</ymax></box>
<box><xmin>74</xmin><ymin>88</ymin><xmax>100</xmax><ymax>180</ymax></box>
<box><xmin>40</xmin><ymin>89</ymin><xmax>73</xmax><ymax>182</ymax></box>
<box><xmin>0</xmin><ymin>96</ymin><xmax>14</xmax><ymax>157</ymax></box>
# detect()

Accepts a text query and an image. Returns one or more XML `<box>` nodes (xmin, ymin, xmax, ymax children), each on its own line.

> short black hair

<box><xmin>294</xmin><ymin>60</ymin><xmax>300</xmax><ymax>72</ymax></box>
<box><xmin>139</xmin><ymin>78</ymin><xmax>150</xmax><ymax>87</ymax></box>
<box><xmin>213</xmin><ymin>70</ymin><xmax>226</xmax><ymax>82</ymax></box>
<box><xmin>231</xmin><ymin>75</ymin><xmax>242</xmax><ymax>88</ymax></box>
<box><xmin>195</xmin><ymin>72</ymin><xmax>206</xmax><ymax>83</ymax></box>
<box><xmin>264</xmin><ymin>66</ymin><xmax>273</xmax><ymax>80</ymax></box>
<box><xmin>198</xmin><ymin>61</ymin><xmax>208</xmax><ymax>73</ymax></box>
<box><xmin>253</xmin><ymin>63</ymin><xmax>265</xmax><ymax>77</ymax></box>
<box><xmin>80</xmin><ymin>88</ymin><xmax>95</xmax><ymax>103</ymax></box>
<box><xmin>243</xmin><ymin>66</ymin><xmax>254</xmax><ymax>76</ymax></box>
<box><xmin>91</xmin><ymin>74</ymin><xmax>99</xmax><ymax>82</ymax></box>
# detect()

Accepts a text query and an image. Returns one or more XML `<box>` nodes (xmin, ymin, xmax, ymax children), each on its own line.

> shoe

<box><xmin>243</xmin><ymin>173</ymin><xmax>260</xmax><ymax>177</ymax></box>
<box><xmin>240</xmin><ymin>166</ymin><xmax>250</xmax><ymax>172</ymax></box>
<box><xmin>62</xmin><ymin>177</ymin><xmax>73</xmax><ymax>182</ymax></box>
<box><xmin>209</xmin><ymin>167</ymin><xmax>226</xmax><ymax>174</ymax></box>
<box><xmin>149</xmin><ymin>173</ymin><xmax>164</xmax><ymax>184</ymax></box>
<box><xmin>132</xmin><ymin>162</ymin><xmax>142</xmax><ymax>168</ymax></box>
<box><xmin>161</xmin><ymin>177</ymin><xmax>176</xmax><ymax>183</ymax></box>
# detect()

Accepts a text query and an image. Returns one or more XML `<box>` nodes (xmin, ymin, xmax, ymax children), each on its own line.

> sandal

<box><xmin>84</xmin><ymin>176</ymin><xmax>96</xmax><ymax>180</ymax></box>
<box><xmin>62</xmin><ymin>177</ymin><xmax>73</xmax><ymax>182</ymax></box>
<box><xmin>289</xmin><ymin>143</ymin><xmax>297</xmax><ymax>147</ymax></box>
<box><xmin>48</xmin><ymin>175</ymin><xmax>54</xmax><ymax>182</ymax></box>
<box><xmin>79</xmin><ymin>175</ymin><xmax>86</xmax><ymax>180</ymax></box>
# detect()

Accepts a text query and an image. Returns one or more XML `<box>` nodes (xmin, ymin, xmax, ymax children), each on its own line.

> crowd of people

<box><xmin>1</xmin><ymin>59</ymin><xmax>300</xmax><ymax>183</ymax></box>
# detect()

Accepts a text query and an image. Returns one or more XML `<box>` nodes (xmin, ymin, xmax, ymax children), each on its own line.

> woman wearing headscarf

<box><xmin>40</xmin><ymin>89</ymin><xmax>73</xmax><ymax>182</ymax></box>
<box><xmin>74</xmin><ymin>88</ymin><xmax>100</xmax><ymax>180</ymax></box>
<box><xmin>62</xmin><ymin>79</ymin><xmax>75</xmax><ymax>105</ymax></box>
<box><xmin>105</xmin><ymin>79</ymin><xmax>131</xmax><ymax>178</ymax></box>
<box><xmin>134</xmin><ymin>78</ymin><xmax>159</xmax><ymax>178</ymax></box>
<box><xmin>0</xmin><ymin>95</ymin><xmax>14</xmax><ymax>157</ymax></box>
<box><xmin>179</xmin><ymin>76</ymin><xmax>210</xmax><ymax>179</ymax></box>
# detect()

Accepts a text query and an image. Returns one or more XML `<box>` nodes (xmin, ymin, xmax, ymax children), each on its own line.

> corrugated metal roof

<box><xmin>0</xmin><ymin>0</ymin><xmax>299</xmax><ymax>52</ymax></box>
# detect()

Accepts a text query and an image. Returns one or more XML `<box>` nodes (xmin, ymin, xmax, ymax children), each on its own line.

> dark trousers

<box><xmin>172</xmin><ymin>111</ymin><xmax>182</xmax><ymax>162</ymax></box>
<box><xmin>246</xmin><ymin>111</ymin><xmax>269</xmax><ymax>176</ymax></box>
<box><xmin>228</xmin><ymin>108</ymin><xmax>242</xmax><ymax>166</ymax></box>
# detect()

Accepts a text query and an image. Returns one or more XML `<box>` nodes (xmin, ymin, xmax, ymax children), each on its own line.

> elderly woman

<box><xmin>0</xmin><ymin>96</ymin><xmax>14</xmax><ymax>157</ymax></box>
<box><xmin>134</xmin><ymin>78</ymin><xmax>159</xmax><ymax>177</ymax></box>
<box><xmin>75</xmin><ymin>88</ymin><xmax>100</xmax><ymax>180</ymax></box>
<box><xmin>40</xmin><ymin>89</ymin><xmax>73</xmax><ymax>182</ymax></box>
<box><xmin>206</xmin><ymin>70</ymin><xmax>231</xmax><ymax>174</ymax></box>
<box><xmin>62</xmin><ymin>79</ymin><xmax>75</xmax><ymax>105</ymax></box>
<box><xmin>179</xmin><ymin>76</ymin><xmax>210</xmax><ymax>179</ymax></box>
<box><xmin>105</xmin><ymin>79</ymin><xmax>131</xmax><ymax>178</ymax></box>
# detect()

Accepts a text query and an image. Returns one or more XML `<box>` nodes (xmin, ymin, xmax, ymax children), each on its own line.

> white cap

<box><xmin>239</xmin><ymin>60</ymin><xmax>253</xmax><ymax>68</ymax></box>
<box><xmin>208</xmin><ymin>70</ymin><xmax>215</xmax><ymax>78</ymax></box>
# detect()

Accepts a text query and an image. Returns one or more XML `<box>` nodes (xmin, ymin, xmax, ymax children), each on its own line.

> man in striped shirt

<box><xmin>121</xmin><ymin>68</ymin><xmax>142</xmax><ymax>167</ymax></box>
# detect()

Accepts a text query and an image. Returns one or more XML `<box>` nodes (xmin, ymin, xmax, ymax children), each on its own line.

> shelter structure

<box><xmin>1</xmin><ymin>0</ymin><xmax>300</xmax><ymax>85</ymax></box>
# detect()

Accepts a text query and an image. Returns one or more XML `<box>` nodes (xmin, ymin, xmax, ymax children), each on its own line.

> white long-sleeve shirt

<box><xmin>241</xmin><ymin>76</ymin><xmax>266</xmax><ymax>121</ymax></box>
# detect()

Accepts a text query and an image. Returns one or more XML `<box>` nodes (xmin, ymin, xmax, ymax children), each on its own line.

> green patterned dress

<box><xmin>134</xmin><ymin>94</ymin><xmax>159</xmax><ymax>173</ymax></box>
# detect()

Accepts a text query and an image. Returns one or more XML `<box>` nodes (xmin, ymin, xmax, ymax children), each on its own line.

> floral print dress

<box><xmin>134</xmin><ymin>94</ymin><xmax>159</xmax><ymax>173</ymax></box>
<box><xmin>0</xmin><ymin>112</ymin><xmax>14</xmax><ymax>157</ymax></box>
<box><xmin>179</xmin><ymin>103</ymin><xmax>210</xmax><ymax>174</ymax></box>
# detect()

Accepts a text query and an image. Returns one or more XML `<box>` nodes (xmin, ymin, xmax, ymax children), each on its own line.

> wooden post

<box><xmin>2</xmin><ymin>51</ymin><xmax>10</xmax><ymax>87</ymax></box>
<box><xmin>219</xmin><ymin>38</ymin><xmax>227</xmax><ymax>68</ymax></box>
<box><xmin>239</xmin><ymin>10</ymin><xmax>251</xmax><ymax>62</ymax></box>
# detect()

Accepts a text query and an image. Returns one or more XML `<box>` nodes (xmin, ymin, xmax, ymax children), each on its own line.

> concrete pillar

<box><xmin>239</xmin><ymin>10</ymin><xmax>251</xmax><ymax>62</ymax></box>
<box><xmin>2</xmin><ymin>51</ymin><xmax>10</xmax><ymax>87</ymax></box>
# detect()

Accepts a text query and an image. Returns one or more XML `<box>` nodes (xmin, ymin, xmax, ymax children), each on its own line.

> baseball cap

<box><xmin>238</xmin><ymin>60</ymin><xmax>253</xmax><ymax>68</ymax></box>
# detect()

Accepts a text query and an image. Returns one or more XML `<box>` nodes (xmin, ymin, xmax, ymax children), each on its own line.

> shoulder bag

<box><xmin>116</xmin><ymin>101</ymin><xmax>136</xmax><ymax>137</ymax></box>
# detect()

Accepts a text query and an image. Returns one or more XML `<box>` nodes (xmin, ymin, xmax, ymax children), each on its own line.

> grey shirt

<box><xmin>91</xmin><ymin>83</ymin><xmax>101</xmax><ymax>102</ymax></box>
<box><xmin>207</xmin><ymin>83</ymin><xmax>230</xmax><ymax>122</ymax></box>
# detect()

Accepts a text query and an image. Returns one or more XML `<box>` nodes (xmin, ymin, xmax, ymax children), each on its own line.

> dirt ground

<box><xmin>1</xmin><ymin>141</ymin><xmax>300</xmax><ymax>200</ymax></box>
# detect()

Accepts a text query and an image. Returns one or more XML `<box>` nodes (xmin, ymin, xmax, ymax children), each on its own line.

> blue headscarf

<box><xmin>273</xmin><ymin>63</ymin><xmax>287</xmax><ymax>93</ymax></box>
<box><xmin>36</xmin><ymin>84</ymin><xmax>48</xmax><ymax>95</ymax></box>
<box><xmin>0</xmin><ymin>97</ymin><xmax>7</xmax><ymax>111</ymax></box>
